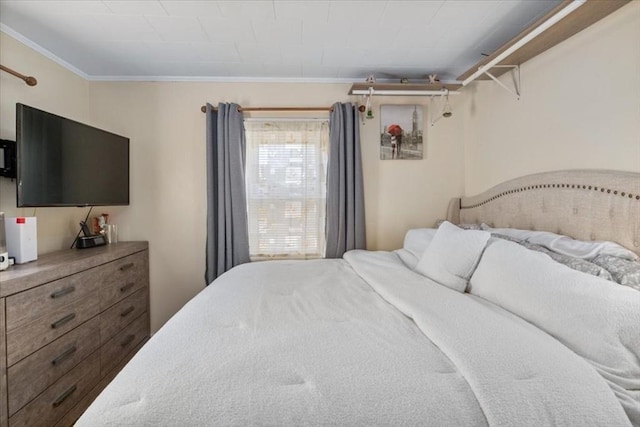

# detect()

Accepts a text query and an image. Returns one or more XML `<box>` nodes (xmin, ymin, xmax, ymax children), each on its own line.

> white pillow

<box><xmin>469</xmin><ymin>238</ymin><xmax>640</xmax><ymax>423</ymax></box>
<box><xmin>415</xmin><ymin>221</ymin><xmax>490</xmax><ymax>292</ymax></box>
<box><xmin>393</xmin><ymin>248</ymin><xmax>419</xmax><ymax>270</ymax></box>
<box><xmin>481</xmin><ymin>224</ymin><xmax>638</xmax><ymax>261</ymax></box>
<box><xmin>401</xmin><ymin>228</ymin><xmax>437</xmax><ymax>260</ymax></box>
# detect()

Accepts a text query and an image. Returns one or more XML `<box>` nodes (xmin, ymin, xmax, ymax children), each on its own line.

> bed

<box><xmin>77</xmin><ymin>169</ymin><xmax>640</xmax><ymax>427</ymax></box>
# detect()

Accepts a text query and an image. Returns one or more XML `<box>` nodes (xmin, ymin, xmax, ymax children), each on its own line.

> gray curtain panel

<box><xmin>205</xmin><ymin>103</ymin><xmax>250</xmax><ymax>284</ymax></box>
<box><xmin>325</xmin><ymin>102</ymin><xmax>366</xmax><ymax>258</ymax></box>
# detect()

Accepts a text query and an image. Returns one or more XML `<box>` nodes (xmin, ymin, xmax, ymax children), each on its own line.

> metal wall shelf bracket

<box><xmin>481</xmin><ymin>65</ymin><xmax>521</xmax><ymax>100</ymax></box>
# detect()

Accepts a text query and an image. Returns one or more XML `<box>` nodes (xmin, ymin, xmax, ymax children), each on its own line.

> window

<box><xmin>245</xmin><ymin>120</ymin><xmax>329</xmax><ymax>260</ymax></box>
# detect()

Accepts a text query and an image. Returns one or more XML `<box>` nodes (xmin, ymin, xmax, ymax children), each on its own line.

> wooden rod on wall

<box><xmin>0</xmin><ymin>64</ymin><xmax>38</xmax><ymax>86</ymax></box>
<box><xmin>200</xmin><ymin>105</ymin><xmax>334</xmax><ymax>113</ymax></box>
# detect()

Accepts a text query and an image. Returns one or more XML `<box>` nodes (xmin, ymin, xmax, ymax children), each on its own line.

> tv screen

<box><xmin>16</xmin><ymin>104</ymin><xmax>130</xmax><ymax>207</ymax></box>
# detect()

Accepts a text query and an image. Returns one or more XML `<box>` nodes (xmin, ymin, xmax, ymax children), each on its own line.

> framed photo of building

<box><xmin>380</xmin><ymin>105</ymin><xmax>424</xmax><ymax>160</ymax></box>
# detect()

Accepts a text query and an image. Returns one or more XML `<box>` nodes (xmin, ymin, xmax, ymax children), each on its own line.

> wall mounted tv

<box><xmin>16</xmin><ymin>103</ymin><xmax>130</xmax><ymax>207</ymax></box>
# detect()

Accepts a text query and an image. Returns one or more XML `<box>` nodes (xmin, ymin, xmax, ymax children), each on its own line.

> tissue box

<box><xmin>5</xmin><ymin>217</ymin><xmax>37</xmax><ymax>264</ymax></box>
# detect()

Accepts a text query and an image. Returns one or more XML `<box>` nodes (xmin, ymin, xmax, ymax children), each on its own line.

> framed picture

<box><xmin>380</xmin><ymin>105</ymin><xmax>424</xmax><ymax>160</ymax></box>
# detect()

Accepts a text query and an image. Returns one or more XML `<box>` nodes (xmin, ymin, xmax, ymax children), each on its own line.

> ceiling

<box><xmin>0</xmin><ymin>0</ymin><xmax>562</xmax><ymax>83</ymax></box>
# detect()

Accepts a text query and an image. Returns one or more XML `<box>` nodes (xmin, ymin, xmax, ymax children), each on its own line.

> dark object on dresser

<box><xmin>0</xmin><ymin>139</ymin><xmax>16</xmax><ymax>179</ymax></box>
<box><xmin>75</xmin><ymin>235</ymin><xmax>107</xmax><ymax>249</ymax></box>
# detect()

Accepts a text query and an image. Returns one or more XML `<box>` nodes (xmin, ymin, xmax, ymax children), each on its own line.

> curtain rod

<box><xmin>200</xmin><ymin>105</ymin><xmax>367</xmax><ymax>113</ymax></box>
<box><xmin>201</xmin><ymin>105</ymin><xmax>331</xmax><ymax>113</ymax></box>
<box><xmin>0</xmin><ymin>64</ymin><xmax>38</xmax><ymax>86</ymax></box>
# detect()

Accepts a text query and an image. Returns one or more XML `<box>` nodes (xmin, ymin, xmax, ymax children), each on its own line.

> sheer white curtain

<box><xmin>245</xmin><ymin>120</ymin><xmax>329</xmax><ymax>260</ymax></box>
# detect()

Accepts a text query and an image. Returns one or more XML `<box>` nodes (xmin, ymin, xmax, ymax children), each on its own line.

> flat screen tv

<box><xmin>16</xmin><ymin>103</ymin><xmax>130</xmax><ymax>207</ymax></box>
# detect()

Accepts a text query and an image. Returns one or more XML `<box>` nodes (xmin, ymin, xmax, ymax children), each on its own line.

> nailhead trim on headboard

<box><xmin>463</xmin><ymin>183</ymin><xmax>640</xmax><ymax>209</ymax></box>
<box><xmin>452</xmin><ymin>170</ymin><xmax>640</xmax><ymax>255</ymax></box>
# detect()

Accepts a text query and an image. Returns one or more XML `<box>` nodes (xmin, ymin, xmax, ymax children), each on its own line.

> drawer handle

<box><xmin>119</xmin><ymin>263</ymin><xmax>134</xmax><ymax>272</ymax></box>
<box><xmin>51</xmin><ymin>313</ymin><xmax>76</xmax><ymax>329</ymax></box>
<box><xmin>51</xmin><ymin>346</ymin><xmax>77</xmax><ymax>366</ymax></box>
<box><xmin>52</xmin><ymin>384</ymin><xmax>77</xmax><ymax>408</ymax></box>
<box><xmin>120</xmin><ymin>334</ymin><xmax>136</xmax><ymax>347</ymax></box>
<box><xmin>120</xmin><ymin>306</ymin><xmax>135</xmax><ymax>317</ymax></box>
<box><xmin>50</xmin><ymin>286</ymin><xmax>75</xmax><ymax>299</ymax></box>
<box><xmin>120</xmin><ymin>282</ymin><xmax>135</xmax><ymax>293</ymax></box>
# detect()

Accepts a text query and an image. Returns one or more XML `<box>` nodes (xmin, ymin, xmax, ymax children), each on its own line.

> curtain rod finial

<box><xmin>201</xmin><ymin>105</ymin><xmax>206</xmax><ymax>113</ymax></box>
<box><xmin>1</xmin><ymin>64</ymin><xmax>38</xmax><ymax>86</ymax></box>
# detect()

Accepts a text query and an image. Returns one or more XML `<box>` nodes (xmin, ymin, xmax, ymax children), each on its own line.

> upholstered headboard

<box><xmin>446</xmin><ymin>169</ymin><xmax>640</xmax><ymax>256</ymax></box>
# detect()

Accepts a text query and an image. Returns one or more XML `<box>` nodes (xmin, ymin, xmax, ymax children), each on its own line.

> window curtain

<box><xmin>205</xmin><ymin>103</ymin><xmax>250</xmax><ymax>284</ymax></box>
<box><xmin>325</xmin><ymin>102</ymin><xmax>366</xmax><ymax>258</ymax></box>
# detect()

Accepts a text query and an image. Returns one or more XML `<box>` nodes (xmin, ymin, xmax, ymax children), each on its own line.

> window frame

<box><xmin>244</xmin><ymin>118</ymin><xmax>329</xmax><ymax>261</ymax></box>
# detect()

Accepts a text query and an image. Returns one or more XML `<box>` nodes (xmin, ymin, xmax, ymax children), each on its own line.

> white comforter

<box><xmin>77</xmin><ymin>251</ymin><xmax>631</xmax><ymax>426</ymax></box>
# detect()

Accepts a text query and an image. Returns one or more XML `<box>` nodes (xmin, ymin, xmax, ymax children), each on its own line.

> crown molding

<box><xmin>1</xmin><ymin>24</ymin><xmax>90</xmax><ymax>80</ymax></box>
<box><xmin>85</xmin><ymin>75</ymin><xmax>358</xmax><ymax>84</ymax></box>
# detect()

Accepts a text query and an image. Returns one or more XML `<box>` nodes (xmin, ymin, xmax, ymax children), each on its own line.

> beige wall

<box><xmin>460</xmin><ymin>2</ymin><xmax>640</xmax><ymax>195</ymax></box>
<box><xmin>358</xmin><ymin>95</ymin><xmax>465</xmax><ymax>250</ymax></box>
<box><xmin>88</xmin><ymin>82</ymin><xmax>464</xmax><ymax>332</ymax></box>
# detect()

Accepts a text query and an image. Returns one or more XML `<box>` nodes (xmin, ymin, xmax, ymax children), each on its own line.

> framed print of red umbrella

<box><xmin>380</xmin><ymin>105</ymin><xmax>424</xmax><ymax>160</ymax></box>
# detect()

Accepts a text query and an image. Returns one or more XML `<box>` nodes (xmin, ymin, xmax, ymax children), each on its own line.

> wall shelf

<box><xmin>349</xmin><ymin>83</ymin><xmax>462</xmax><ymax>96</ymax></box>
<box><xmin>457</xmin><ymin>0</ymin><xmax>630</xmax><ymax>82</ymax></box>
<box><xmin>349</xmin><ymin>0</ymin><xmax>629</xmax><ymax>100</ymax></box>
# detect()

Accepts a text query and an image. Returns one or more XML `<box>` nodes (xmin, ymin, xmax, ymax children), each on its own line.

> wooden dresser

<box><xmin>0</xmin><ymin>242</ymin><xmax>149</xmax><ymax>427</ymax></box>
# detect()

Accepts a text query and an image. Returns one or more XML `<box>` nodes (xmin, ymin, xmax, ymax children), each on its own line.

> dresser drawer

<box><xmin>8</xmin><ymin>351</ymin><xmax>100</xmax><ymax>427</ymax></box>
<box><xmin>99</xmin><ymin>252</ymin><xmax>148</xmax><ymax>310</ymax></box>
<box><xmin>6</xmin><ymin>298</ymin><xmax>100</xmax><ymax>366</ymax></box>
<box><xmin>7</xmin><ymin>317</ymin><xmax>101</xmax><ymax>416</ymax></box>
<box><xmin>6</xmin><ymin>269</ymin><xmax>101</xmax><ymax>332</ymax></box>
<box><xmin>100</xmin><ymin>313</ymin><xmax>148</xmax><ymax>377</ymax></box>
<box><xmin>100</xmin><ymin>288</ymin><xmax>147</xmax><ymax>343</ymax></box>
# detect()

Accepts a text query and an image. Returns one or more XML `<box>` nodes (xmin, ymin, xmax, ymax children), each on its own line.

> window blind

<box><xmin>245</xmin><ymin>120</ymin><xmax>329</xmax><ymax>260</ymax></box>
